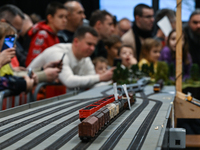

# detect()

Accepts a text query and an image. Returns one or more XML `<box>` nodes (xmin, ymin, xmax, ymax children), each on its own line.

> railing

<box><xmin>0</xmin><ymin>82</ymin><xmax>80</xmax><ymax>111</ymax></box>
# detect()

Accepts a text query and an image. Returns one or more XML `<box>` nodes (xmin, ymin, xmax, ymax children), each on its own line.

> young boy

<box><xmin>92</xmin><ymin>57</ymin><xmax>108</xmax><ymax>75</ymax></box>
<box><xmin>26</xmin><ymin>2</ymin><xmax>68</xmax><ymax>66</ymax></box>
<box><xmin>92</xmin><ymin>57</ymin><xmax>112</xmax><ymax>87</ymax></box>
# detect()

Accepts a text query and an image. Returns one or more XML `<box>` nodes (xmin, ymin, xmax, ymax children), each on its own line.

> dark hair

<box><xmin>104</xmin><ymin>35</ymin><xmax>122</xmax><ymax>49</ymax></box>
<box><xmin>0</xmin><ymin>4</ymin><xmax>24</xmax><ymax>22</ymax></box>
<box><xmin>134</xmin><ymin>3</ymin><xmax>152</xmax><ymax>18</ymax></box>
<box><xmin>73</xmin><ymin>26</ymin><xmax>98</xmax><ymax>40</ymax></box>
<box><xmin>92</xmin><ymin>57</ymin><xmax>108</xmax><ymax>67</ymax></box>
<box><xmin>155</xmin><ymin>9</ymin><xmax>175</xmax><ymax>29</ymax></box>
<box><xmin>189</xmin><ymin>9</ymin><xmax>200</xmax><ymax>21</ymax></box>
<box><xmin>89</xmin><ymin>10</ymin><xmax>113</xmax><ymax>27</ymax></box>
<box><xmin>167</xmin><ymin>30</ymin><xmax>190</xmax><ymax>65</ymax></box>
<box><xmin>45</xmin><ymin>1</ymin><xmax>67</xmax><ymax>22</ymax></box>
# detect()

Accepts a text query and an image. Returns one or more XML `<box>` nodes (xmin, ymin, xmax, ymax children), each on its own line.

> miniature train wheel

<box><xmin>80</xmin><ymin>137</ymin><xmax>91</xmax><ymax>142</ymax></box>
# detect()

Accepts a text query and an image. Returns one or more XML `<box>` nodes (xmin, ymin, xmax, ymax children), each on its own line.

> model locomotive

<box><xmin>153</xmin><ymin>79</ymin><xmax>164</xmax><ymax>92</ymax></box>
<box><xmin>78</xmin><ymin>92</ymin><xmax>135</xmax><ymax>141</ymax></box>
<box><xmin>78</xmin><ymin>78</ymin><xmax>150</xmax><ymax>142</ymax></box>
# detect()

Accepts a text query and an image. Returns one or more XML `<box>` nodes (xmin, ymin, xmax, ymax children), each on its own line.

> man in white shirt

<box><xmin>28</xmin><ymin>26</ymin><xmax>114</xmax><ymax>88</ymax></box>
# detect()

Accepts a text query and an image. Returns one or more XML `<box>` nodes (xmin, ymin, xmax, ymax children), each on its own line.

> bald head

<box><xmin>118</xmin><ymin>18</ymin><xmax>132</xmax><ymax>37</ymax></box>
<box><xmin>64</xmin><ymin>1</ymin><xmax>85</xmax><ymax>31</ymax></box>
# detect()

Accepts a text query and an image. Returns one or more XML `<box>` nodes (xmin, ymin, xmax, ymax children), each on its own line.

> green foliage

<box><xmin>154</xmin><ymin>61</ymin><xmax>169</xmax><ymax>82</ymax></box>
<box><xmin>190</xmin><ymin>64</ymin><xmax>200</xmax><ymax>81</ymax></box>
<box><xmin>113</xmin><ymin>63</ymin><xmax>130</xmax><ymax>84</ymax></box>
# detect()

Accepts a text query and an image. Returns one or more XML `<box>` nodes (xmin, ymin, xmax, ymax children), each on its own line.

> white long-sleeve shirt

<box><xmin>28</xmin><ymin>43</ymin><xmax>100</xmax><ymax>88</ymax></box>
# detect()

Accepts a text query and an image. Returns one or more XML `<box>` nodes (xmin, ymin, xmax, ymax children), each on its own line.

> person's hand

<box><xmin>43</xmin><ymin>60</ymin><xmax>63</xmax><ymax>70</ymax></box>
<box><xmin>24</xmin><ymin>75</ymin><xmax>34</xmax><ymax>92</ymax></box>
<box><xmin>13</xmin><ymin>66</ymin><xmax>27</xmax><ymax>72</ymax></box>
<box><xmin>32</xmin><ymin>72</ymin><xmax>38</xmax><ymax>85</ymax></box>
<box><xmin>44</xmin><ymin>68</ymin><xmax>61</xmax><ymax>82</ymax></box>
<box><xmin>129</xmin><ymin>57</ymin><xmax>137</xmax><ymax>65</ymax></box>
<box><xmin>99</xmin><ymin>67</ymin><xmax>116</xmax><ymax>81</ymax></box>
<box><xmin>0</xmin><ymin>48</ymin><xmax>16</xmax><ymax>68</ymax></box>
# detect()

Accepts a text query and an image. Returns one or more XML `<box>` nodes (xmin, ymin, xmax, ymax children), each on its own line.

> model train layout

<box><xmin>0</xmin><ymin>78</ymin><xmax>177</xmax><ymax>150</ymax></box>
<box><xmin>79</xmin><ymin>92</ymin><xmax>135</xmax><ymax>141</ymax></box>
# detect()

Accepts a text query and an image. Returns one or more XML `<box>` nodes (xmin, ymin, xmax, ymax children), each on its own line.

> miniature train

<box><xmin>153</xmin><ymin>79</ymin><xmax>164</xmax><ymax>92</ymax></box>
<box><xmin>79</xmin><ymin>95</ymin><xmax>116</xmax><ymax>121</ymax></box>
<box><xmin>78</xmin><ymin>92</ymin><xmax>135</xmax><ymax>141</ymax></box>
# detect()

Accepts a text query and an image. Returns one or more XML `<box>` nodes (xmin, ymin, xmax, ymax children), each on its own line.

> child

<box><xmin>138</xmin><ymin>38</ymin><xmax>162</xmax><ymax>73</ymax></box>
<box><xmin>159</xmin><ymin>30</ymin><xmax>192</xmax><ymax>80</ymax></box>
<box><xmin>119</xmin><ymin>45</ymin><xmax>137</xmax><ymax>68</ymax></box>
<box><xmin>26</xmin><ymin>2</ymin><xmax>68</xmax><ymax>66</ymax></box>
<box><xmin>104</xmin><ymin>35</ymin><xmax>122</xmax><ymax>67</ymax></box>
<box><xmin>0</xmin><ymin>22</ymin><xmax>34</xmax><ymax>94</ymax></box>
<box><xmin>92</xmin><ymin>57</ymin><xmax>108</xmax><ymax>75</ymax></box>
<box><xmin>92</xmin><ymin>57</ymin><xmax>112</xmax><ymax>87</ymax></box>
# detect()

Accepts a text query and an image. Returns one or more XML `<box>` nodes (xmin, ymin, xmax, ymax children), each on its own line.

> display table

<box><xmin>0</xmin><ymin>85</ymin><xmax>175</xmax><ymax>150</ymax></box>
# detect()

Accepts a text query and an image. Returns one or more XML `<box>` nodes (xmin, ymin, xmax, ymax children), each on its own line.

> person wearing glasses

<box><xmin>121</xmin><ymin>3</ymin><xmax>154</xmax><ymax>61</ymax></box>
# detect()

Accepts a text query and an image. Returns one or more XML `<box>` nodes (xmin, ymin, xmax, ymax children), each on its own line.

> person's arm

<box><xmin>59</xmin><ymin>60</ymin><xmax>115</xmax><ymax>88</ymax></box>
<box><xmin>0</xmin><ymin>75</ymin><xmax>34</xmax><ymax>95</ymax></box>
<box><xmin>58</xmin><ymin>64</ymin><xmax>100</xmax><ymax>88</ymax></box>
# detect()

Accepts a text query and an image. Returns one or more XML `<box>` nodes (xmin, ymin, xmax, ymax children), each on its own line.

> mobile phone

<box><xmin>113</xmin><ymin>58</ymin><xmax>122</xmax><ymax>66</ymax></box>
<box><xmin>1</xmin><ymin>34</ymin><xmax>17</xmax><ymax>51</ymax></box>
<box><xmin>27</xmin><ymin>68</ymin><xmax>33</xmax><ymax>78</ymax></box>
<box><xmin>58</xmin><ymin>53</ymin><xmax>65</xmax><ymax>66</ymax></box>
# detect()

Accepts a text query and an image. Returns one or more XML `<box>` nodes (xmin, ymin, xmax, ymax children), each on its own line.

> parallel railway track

<box><xmin>0</xmin><ymin>85</ymin><xmax>173</xmax><ymax>150</ymax></box>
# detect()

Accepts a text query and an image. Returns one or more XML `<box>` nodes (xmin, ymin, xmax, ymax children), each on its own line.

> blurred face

<box><xmin>99</xmin><ymin>15</ymin><xmax>115</xmax><ymax>39</ymax></box>
<box><xmin>189</xmin><ymin>14</ymin><xmax>200</xmax><ymax>36</ymax></box>
<box><xmin>169</xmin><ymin>31</ymin><xmax>176</xmax><ymax>51</ymax></box>
<box><xmin>69</xmin><ymin>2</ymin><xmax>86</xmax><ymax>28</ymax></box>
<box><xmin>106</xmin><ymin>42</ymin><xmax>122</xmax><ymax>59</ymax></box>
<box><xmin>49</xmin><ymin>9</ymin><xmax>68</xmax><ymax>32</ymax></box>
<box><xmin>118</xmin><ymin>20</ymin><xmax>131</xmax><ymax>37</ymax></box>
<box><xmin>95</xmin><ymin>62</ymin><xmax>107</xmax><ymax>75</ymax></box>
<box><xmin>120</xmin><ymin>47</ymin><xmax>134</xmax><ymax>67</ymax></box>
<box><xmin>9</xmin><ymin>15</ymin><xmax>23</xmax><ymax>34</ymax></box>
<box><xmin>148</xmin><ymin>46</ymin><xmax>162</xmax><ymax>63</ymax></box>
<box><xmin>75</xmin><ymin>32</ymin><xmax>98</xmax><ymax>59</ymax></box>
<box><xmin>136</xmin><ymin>8</ymin><xmax>154</xmax><ymax>31</ymax></box>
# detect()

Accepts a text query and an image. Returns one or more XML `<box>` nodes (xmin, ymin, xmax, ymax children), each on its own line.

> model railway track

<box><xmin>98</xmin><ymin>92</ymin><xmax>149</xmax><ymax>150</ymax></box>
<box><xmin>72</xmin><ymin>91</ymin><xmax>149</xmax><ymax>150</ymax></box>
<box><xmin>44</xmin><ymin>126</ymin><xmax>78</xmax><ymax>150</ymax></box>
<box><xmin>72</xmin><ymin>91</ymin><xmax>163</xmax><ymax>150</ymax></box>
<box><xmin>0</xmin><ymin>86</ymin><xmax>112</xmax><ymax>127</ymax></box>
<box><xmin>72</xmin><ymin>109</ymin><xmax>127</xmax><ymax>150</ymax></box>
<box><xmin>127</xmin><ymin>94</ymin><xmax>162</xmax><ymax>150</ymax></box>
<box><xmin>0</xmin><ymin>96</ymin><xmax>105</xmax><ymax>127</ymax></box>
<box><xmin>0</xmin><ymin>84</ymin><xmax>171</xmax><ymax>150</ymax></box>
<box><xmin>101</xmin><ymin>87</ymin><xmax>112</xmax><ymax>96</ymax></box>
<box><xmin>0</xmin><ymin>101</ymin><xmax>97</xmax><ymax>149</ymax></box>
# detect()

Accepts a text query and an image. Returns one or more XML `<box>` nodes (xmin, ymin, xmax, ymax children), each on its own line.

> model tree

<box><xmin>154</xmin><ymin>61</ymin><xmax>169</xmax><ymax>82</ymax></box>
<box><xmin>113</xmin><ymin>63</ymin><xmax>130</xmax><ymax>84</ymax></box>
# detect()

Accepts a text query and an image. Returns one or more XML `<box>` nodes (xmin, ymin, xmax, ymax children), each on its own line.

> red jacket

<box><xmin>25</xmin><ymin>21</ymin><xmax>60</xmax><ymax>66</ymax></box>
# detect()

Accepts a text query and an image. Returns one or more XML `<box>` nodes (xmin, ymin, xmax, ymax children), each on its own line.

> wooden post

<box><xmin>176</xmin><ymin>0</ymin><xmax>182</xmax><ymax>92</ymax></box>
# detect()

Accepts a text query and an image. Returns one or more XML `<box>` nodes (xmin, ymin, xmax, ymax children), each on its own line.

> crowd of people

<box><xmin>0</xmin><ymin>1</ymin><xmax>200</xmax><ymax>96</ymax></box>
